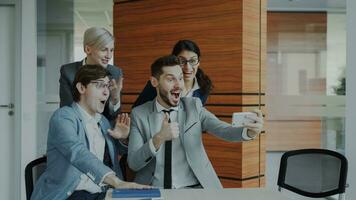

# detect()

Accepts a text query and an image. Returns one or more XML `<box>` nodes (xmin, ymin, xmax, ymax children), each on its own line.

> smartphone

<box><xmin>232</xmin><ymin>112</ymin><xmax>257</xmax><ymax>127</ymax></box>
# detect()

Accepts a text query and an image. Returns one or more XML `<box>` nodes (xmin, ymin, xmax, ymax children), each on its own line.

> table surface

<box><xmin>105</xmin><ymin>188</ymin><xmax>291</xmax><ymax>200</ymax></box>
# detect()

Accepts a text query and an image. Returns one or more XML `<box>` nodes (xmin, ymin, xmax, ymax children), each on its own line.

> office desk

<box><xmin>106</xmin><ymin>188</ymin><xmax>290</xmax><ymax>200</ymax></box>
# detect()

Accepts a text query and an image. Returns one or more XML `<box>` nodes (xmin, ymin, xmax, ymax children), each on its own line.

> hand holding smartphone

<box><xmin>232</xmin><ymin>112</ymin><xmax>257</xmax><ymax>127</ymax></box>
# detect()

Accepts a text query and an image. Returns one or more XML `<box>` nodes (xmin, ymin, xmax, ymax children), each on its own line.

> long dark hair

<box><xmin>171</xmin><ymin>40</ymin><xmax>213</xmax><ymax>96</ymax></box>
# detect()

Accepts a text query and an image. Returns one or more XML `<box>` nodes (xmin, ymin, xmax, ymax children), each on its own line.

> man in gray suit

<box><xmin>60</xmin><ymin>27</ymin><xmax>123</xmax><ymax>122</ymax></box>
<box><xmin>128</xmin><ymin>55</ymin><xmax>264</xmax><ymax>189</ymax></box>
<box><xmin>32</xmin><ymin>65</ymin><xmax>148</xmax><ymax>200</ymax></box>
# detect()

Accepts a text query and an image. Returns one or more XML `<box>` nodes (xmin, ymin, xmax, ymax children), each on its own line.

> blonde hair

<box><xmin>83</xmin><ymin>27</ymin><xmax>114</xmax><ymax>50</ymax></box>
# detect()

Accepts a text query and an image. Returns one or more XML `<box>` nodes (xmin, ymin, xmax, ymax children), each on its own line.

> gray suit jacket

<box><xmin>59</xmin><ymin>61</ymin><xmax>123</xmax><ymax>121</ymax></box>
<box><xmin>31</xmin><ymin>103</ymin><xmax>123</xmax><ymax>200</ymax></box>
<box><xmin>127</xmin><ymin>97</ymin><xmax>246</xmax><ymax>189</ymax></box>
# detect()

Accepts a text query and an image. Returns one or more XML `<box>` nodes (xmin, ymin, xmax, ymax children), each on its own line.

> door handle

<box><xmin>0</xmin><ymin>103</ymin><xmax>14</xmax><ymax>109</ymax></box>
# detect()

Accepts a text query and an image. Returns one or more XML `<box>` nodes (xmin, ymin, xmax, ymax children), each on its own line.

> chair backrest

<box><xmin>25</xmin><ymin>156</ymin><xmax>47</xmax><ymax>200</ymax></box>
<box><xmin>277</xmin><ymin>149</ymin><xmax>348</xmax><ymax>198</ymax></box>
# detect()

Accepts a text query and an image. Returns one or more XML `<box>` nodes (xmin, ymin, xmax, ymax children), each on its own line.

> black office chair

<box><xmin>277</xmin><ymin>149</ymin><xmax>348</xmax><ymax>200</ymax></box>
<box><xmin>25</xmin><ymin>156</ymin><xmax>47</xmax><ymax>200</ymax></box>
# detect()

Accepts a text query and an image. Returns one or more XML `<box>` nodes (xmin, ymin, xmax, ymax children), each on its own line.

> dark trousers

<box><xmin>67</xmin><ymin>190</ymin><xmax>106</xmax><ymax>200</ymax></box>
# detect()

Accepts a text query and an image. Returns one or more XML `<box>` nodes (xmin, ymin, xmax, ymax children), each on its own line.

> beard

<box><xmin>158</xmin><ymin>86</ymin><xmax>179</xmax><ymax>107</ymax></box>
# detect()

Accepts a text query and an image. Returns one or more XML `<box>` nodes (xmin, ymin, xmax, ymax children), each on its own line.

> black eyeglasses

<box><xmin>90</xmin><ymin>81</ymin><xmax>112</xmax><ymax>90</ymax></box>
<box><xmin>179</xmin><ymin>57</ymin><xmax>199</xmax><ymax>66</ymax></box>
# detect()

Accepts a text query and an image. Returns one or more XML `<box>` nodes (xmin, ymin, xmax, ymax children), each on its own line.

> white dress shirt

<box><xmin>148</xmin><ymin>100</ymin><xmax>199</xmax><ymax>188</ymax></box>
<box><xmin>75</xmin><ymin>103</ymin><xmax>113</xmax><ymax>193</ymax></box>
<box><xmin>185</xmin><ymin>77</ymin><xmax>200</xmax><ymax>98</ymax></box>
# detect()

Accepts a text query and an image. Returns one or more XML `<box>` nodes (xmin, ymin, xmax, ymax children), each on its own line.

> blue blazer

<box><xmin>59</xmin><ymin>61</ymin><xmax>123</xmax><ymax>121</ymax></box>
<box><xmin>31</xmin><ymin>103</ymin><xmax>124</xmax><ymax>200</ymax></box>
<box><xmin>132</xmin><ymin>81</ymin><xmax>209</xmax><ymax>108</ymax></box>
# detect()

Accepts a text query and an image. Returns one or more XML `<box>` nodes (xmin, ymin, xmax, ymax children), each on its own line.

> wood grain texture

<box><xmin>265</xmin><ymin>120</ymin><xmax>321</xmax><ymax>151</ymax></box>
<box><xmin>259</xmin><ymin>176</ymin><xmax>266</xmax><ymax>187</ymax></box>
<box><xmin>260</xmin><ymin>0</ymin><xmax>266</xmax><ymax>95</ymax></box>
<box><xmin>114</xmin><ymin>0</ymin><xmax>244</xmax><ymax>93</ymax></box>
<box><xmin>267</xmin><ymin>12</ymin><xmax>327</xmax><ymax>53</ymax></box>
<box><xmin>202</xmin><ymin>131</ymin><xmax>264</xmax><ymax>179</ymax></box>
<box><xmin>220</xmin><ymin>178</ymin><xmax>261</xmax><ymax>188</ymax></box>
<box><xmin>259</xmin><ymin>133</ymin><xmax>266</xmax><ymax>175</ymax></box>
<box><xmin>242</xmin><ymin>0</ymin><xmax>261</xmax><ymax>93</ymax></box>
<box><xmin>121</xmin><ymin>94</ymin><xmax>139</xmax><ymax>104</ymax></box>
<box><xmin>241</xmin><ymin>138</ymin><xmax>261</xmax><ymax>178</ymax></box>
<box><xmin>203</xmin><ymin>134</ymin><xmax>244</xmax><ymax>178</ymax></box>
<box><xmin>114</xmin><ymin>0</ymin><xmax>266</xmax><ymax>188</ymax></box>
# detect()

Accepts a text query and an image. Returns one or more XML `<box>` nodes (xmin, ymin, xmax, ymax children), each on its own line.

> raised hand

<box><xmin>109</xmin><ymin>77</ymin><xmax>123</xmax><ymax>105</ymax></box>
<box><xmin>108</xmin><ymin>113</ymin><xmax>130</xmax><ymax>139</ymax></box>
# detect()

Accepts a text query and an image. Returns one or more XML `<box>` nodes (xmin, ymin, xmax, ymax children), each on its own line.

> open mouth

<box><xmin>100</xmin><ymin>100</ymin><xmax>106</xmax><ymax>105</ymax></box>
<box><xmin>170</xmin><ymin>91</ymin><xmax>181</xmax><ymax>100</ymax></box>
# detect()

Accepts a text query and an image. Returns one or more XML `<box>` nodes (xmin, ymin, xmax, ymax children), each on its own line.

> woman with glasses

<box><xmin>132</xmin><ymin>40</ymin><xmax>213</xmax><ymax>107</ymax></box>
<box><xmin>59</xmin><ymin>27</ymin><xmax>123</xmax><ymax>122</ymax></box>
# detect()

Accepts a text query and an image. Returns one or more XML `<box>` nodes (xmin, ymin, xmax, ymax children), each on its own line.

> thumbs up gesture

<box><xmin>152</xmin><ymin>113</ymin><xmax>179</xmax><ymax>149</ymax></box>
<box><xmin>159</xmin><ymin>112</ymin><xmax>180</xmax><ymax>141</ymax></box>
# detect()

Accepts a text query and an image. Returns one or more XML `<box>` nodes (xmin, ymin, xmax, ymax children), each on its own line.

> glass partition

<box><xmin>266</xmin><ymin>1</ymin><xmax>346</xmax><ymax>191</ymax></box>
<box><xmin>266</xmin><ymin>1</ymin><xmax>346</xmax><ymax>154</ymax></box>
<box><xmin>36</xmin><ymin>0</ymin><xmax>74</xmax><ymax>154</ymax></box>
<box><xmin>36</xmin><ymin>0</ymin><xmax>114</xmax><ymax>155</ymax></box>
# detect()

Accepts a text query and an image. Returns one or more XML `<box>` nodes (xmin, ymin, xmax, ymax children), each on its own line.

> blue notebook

<box><xmin>112</xmin><ymin>189</ymin><xmax>161</xmax><ymax>198</ymax></box>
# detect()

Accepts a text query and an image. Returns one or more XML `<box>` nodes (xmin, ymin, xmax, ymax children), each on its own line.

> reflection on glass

<box><xmin>36</xmin><ymin>0</ymin><xmax>74</xmax><ymax>155</ymax></box>
<box><xmin>267</xmin><ymin>11</ymin><xmax>345</xmax><ymax>153</ymax></box>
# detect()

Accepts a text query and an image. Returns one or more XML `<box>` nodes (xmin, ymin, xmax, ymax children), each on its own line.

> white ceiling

<box><xmin>72</xmin><ymin>0</ymin><xmax>347</xmax><ymax>34</ymax></box>
<box><xmin>71</xmin><ymin>0</ymin><xmax>346</xmax><ymax>44</ymax></box>
<box><xmin>268</xmin><ymin>0</ymin><xmax>346</xmax><ymax>12</ymax></box>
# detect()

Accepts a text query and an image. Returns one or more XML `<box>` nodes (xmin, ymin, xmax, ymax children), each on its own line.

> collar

<box><xmin>191</xmin><ymin>77</ymin><xmax>200</xmax><ymax>91</ymax></box>
<box><xmin>155</xmin><ymin>99</ymin><xmax>179</xmax><ymax>113</ymax></box>
<box><xmin>76</xmin><ymin>103</ymin><xmax>102</xmax><ymax>123</ymax></box>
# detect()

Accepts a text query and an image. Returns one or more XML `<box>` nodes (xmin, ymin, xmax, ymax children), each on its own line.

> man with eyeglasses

<box><xmin>31</xmin><ymin>65</ymin><xmax>149</xmax><ymax>200</ymax></box>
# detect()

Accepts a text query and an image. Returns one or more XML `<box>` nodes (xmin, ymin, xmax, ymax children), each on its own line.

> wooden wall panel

<box><xmin>203</xmin><ymin>131</ymin><xmax>265</xmax><ymax>184</ymax></box>
<box><xmin>242</xmin><ymin>0</ymin><xmax>261</xmax><ymax>93</ymax></box>
<box><xmin>114</xmin><ymin>0</ymin><xmax>244</xmax><ymax>93</ymax></box>
<box><xmin>267</xmin><ymin>12</ymin><xmax>326</xmax><ymax>53</ymax></box>
<box><xmin>114</xmin><ymin>0</ymin><xmax>266</xmax><ymax>188</ymax></box>
<box><xmin>266</xmin><ymin>120</ymin><xmax>321</xmax><ymax>151</ymax></box>
<box><xmin>260</xmin><ymin>0</ymin><xmax>267</xmax><ymax>96</ymax></box>
<box><xmin>259</xmin><ymin>133</ymin><xmax>266</xmax><ymax>175</ymax></box>
<box><xmin>220</xmin><ymin>178</ymin><xmax>262</xmax><ymax>188</ymax></box>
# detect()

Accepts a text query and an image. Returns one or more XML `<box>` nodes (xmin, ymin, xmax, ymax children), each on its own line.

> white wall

<box><xmin>14</xmin><ymin>0</ymin><xmax>37</xmax><ymax>199</ymax></box>
<box><xmin>346</xmin><ymin>0</ymin><xmax>356</xmax><ymax>197</ymax></box>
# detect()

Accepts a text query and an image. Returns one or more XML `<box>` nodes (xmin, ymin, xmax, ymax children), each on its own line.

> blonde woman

<box><xmin>59</xmin><ymin>27</ymin><xmax>123</xmax><ymax>122</ymax></box>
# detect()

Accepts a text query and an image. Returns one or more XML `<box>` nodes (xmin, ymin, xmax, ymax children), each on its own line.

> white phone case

<box><xmin>232</xmin><ymin>112</ymin><xmax>257</xmax><ymax>127</ymax></box>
